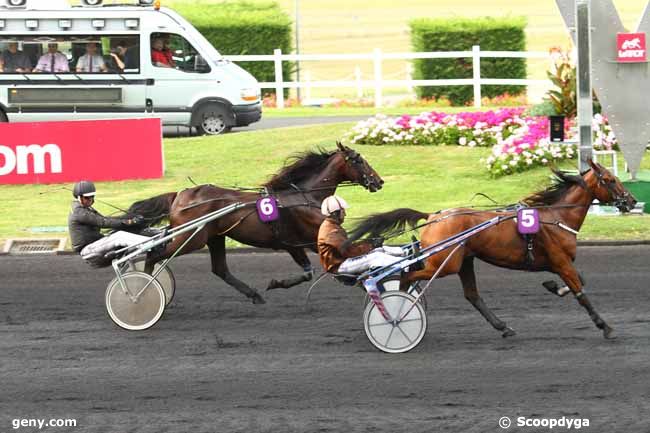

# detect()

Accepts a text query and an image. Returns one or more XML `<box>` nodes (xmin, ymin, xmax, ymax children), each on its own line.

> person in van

<box><xmin>33</xmin><ymin>43</ymin><xmax>69</xmax><ymax>73</ymax></box>
<box><xmin>151</xmin><ymin>36</ymin><xmax>174</xmax><ymax>68</ymax></box>
<box><xmin>106</xmin><ymin>41</ymin><xmax>127</xmax><ymax>73</ymax></box>
<box><xmin>0</xmin><ymin>42</ymin><xmax>32</xmax><ymax>73</ymax></box>
<box><xmin>76</xmin><ymin>42</ymin><xmax>107</xmax><ymax>73</ymax></box>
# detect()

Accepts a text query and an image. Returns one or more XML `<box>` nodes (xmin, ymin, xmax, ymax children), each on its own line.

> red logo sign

<box><xmin>617</xmin><ymin>33</ymin><xmax>647</xmax><ymax>62</ymax></box>
<box><xmin>0</xmin><ymin>118</ymin><xmax>163</xmax><ymax>185</ymax></box>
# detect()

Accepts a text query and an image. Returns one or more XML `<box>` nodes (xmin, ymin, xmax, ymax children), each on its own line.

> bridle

<box><xmin>343</xmin><ymin>148</ymin><xmax>380</xmax><ymax>191</ymax></box>
<box><xmin>589</xmin><ymin>168</ymin><xmax>633</xmax><ymax>210</ymax></box>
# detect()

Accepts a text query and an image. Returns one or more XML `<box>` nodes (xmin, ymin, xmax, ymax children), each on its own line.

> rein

<box><xmin>372</xmin><ymin>202</ymin><xmax>592</xmax><ymax>242</ymax></box>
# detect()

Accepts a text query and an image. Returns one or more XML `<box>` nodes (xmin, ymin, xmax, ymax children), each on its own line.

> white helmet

<box><xmin>321</xmin><ymin>195</ymin><xmax>349</xmax><ymax>216</ymax></box>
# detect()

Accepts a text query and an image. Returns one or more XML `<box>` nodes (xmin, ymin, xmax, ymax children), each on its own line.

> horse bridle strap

<box><xmin>590</xmin><ymin>169</ymin><xmax>630</xmax><ymax>207</ymax></box>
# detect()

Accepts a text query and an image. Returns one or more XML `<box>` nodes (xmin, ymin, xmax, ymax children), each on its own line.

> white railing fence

<box><xmin>224</xmin><ymin>45</ymin><xmax>551</xmax><ymax>109</ymax></box>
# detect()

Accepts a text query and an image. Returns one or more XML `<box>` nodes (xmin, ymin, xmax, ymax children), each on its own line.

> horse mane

<box><xmin>523</xmin><ymin>169</ymin><xmax>588</xmax><ymax>206</ymax></box>
<box><xmin>263</xmin><ymin>147</ymin><xmax>337</xmax><ymax>190</ymax></box>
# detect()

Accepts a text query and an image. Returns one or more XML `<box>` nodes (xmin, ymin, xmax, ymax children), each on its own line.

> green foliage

<box><xmin>545</xmin><ymin>54</ymin><xmax>575</xmax><ymax>117</ymax></box>
<box><xmin>543</xmin><ymin>49</ymin><xmax>601</xmax><ymax>118</ymax></box>
<box><xmin>409</xmin><ymin>17</ymin><xmax>527</xmax><ymax>106</ymax></box>
<box><xmin>170</xmin><ymin>1</ymin><xmax>293</xmax><ymax>96</ymax></box>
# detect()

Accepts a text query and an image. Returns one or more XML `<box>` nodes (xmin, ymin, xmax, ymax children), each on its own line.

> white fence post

<box><xmin>304</xmin><ymin>70</ymin><xmax>312</xmax><ymax>101</ymax></box>
<box><xmin>472</xmin><ymin>45</ymin><xmax>481</xmax><ymax>108</ymax></box>
<box><xmin>373</xmin><ymin>48</ymin><xmax>383</xmax><ymax>108</ymax></box>
<box><xmin>355</xmin><ymin>66</ymin><xmax>363</xmax><ymax>98</ymax></box>
<box><xmin>273</xmin><ymin>48</ymin><xmax>284</xmax><ymax>109</ymax></box>
<box><xmin>406</xmin><ymin>63</ymin><xmax>414</xmax><ymax>95</ymax></box>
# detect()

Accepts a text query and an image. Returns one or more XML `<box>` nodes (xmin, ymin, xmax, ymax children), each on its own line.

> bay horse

<box><xmin>128</xmin><ymin>142</ymin><xmax>383</xmax><ymax>304</ymax></box>
<box><xmin>348</xmin><ymin>161</ymin><xmax>636</xmax><ymax>339</ymax></box>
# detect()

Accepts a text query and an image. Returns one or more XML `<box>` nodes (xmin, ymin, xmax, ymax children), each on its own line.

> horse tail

<box><xmin>126</xmin><ymin>192</ymin><xmax>177</xmax><ymax>225</ymax></box>
<box><xmin>348</xmin><ymin>208</ymin><xmax>430</xmax><ymax>241</ymax></box>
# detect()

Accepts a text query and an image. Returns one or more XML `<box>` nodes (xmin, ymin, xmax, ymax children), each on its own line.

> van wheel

<box><xmin>0</xmin><ymin>110</ymin><xmax>7</xmax><ymax>122</ymax></box>
<box><xmin>195</xmin><ymin>108</ymin><xmax>231</xmax><ymax>135</ymax></box>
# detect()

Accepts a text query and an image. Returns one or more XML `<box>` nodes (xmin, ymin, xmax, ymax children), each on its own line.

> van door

<box><xmin>145</xmin><ymin>32</ymin><xmax>217</xmax><ymax>125</ymax></box>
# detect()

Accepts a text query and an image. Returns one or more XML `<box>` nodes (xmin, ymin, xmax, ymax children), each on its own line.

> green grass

<box><xmin>1</xmin><ymin>122</ymin><xmax>649</xmax><ymax>246</ymax></box>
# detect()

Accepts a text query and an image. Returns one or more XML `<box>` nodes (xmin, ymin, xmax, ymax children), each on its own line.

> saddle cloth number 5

<box><xmin>257</xmin><ymin>196</ymin><xmax>280</xmax><ymax>222</ymax></box>
<box><xmin>517</xmin><ymin>208</ymin><xmax>540</xmax><ymax>234</ymax></box>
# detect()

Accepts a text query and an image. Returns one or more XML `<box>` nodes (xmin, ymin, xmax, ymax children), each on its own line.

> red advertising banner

<box><xmin>0</xmin><ymin>118</ymin><xmax>163</xmax><ymax>185</ymax></box>
<box><xmin>617</xmin><ymin>32</ymin><xmax>647</xmax><ymax>62</ymax></box>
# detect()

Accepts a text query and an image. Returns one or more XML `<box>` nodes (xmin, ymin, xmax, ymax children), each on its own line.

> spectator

<box><xmin>33</xmin><ymin>43</ymin><xmax>69</xmax><ymax>73</ymax></box>
<box><xmin>106</xmin><ymin>40</ymin><xmax>127</xmax><ymax>73</ymax></box>
<box><xmin>0</xmin><ymin>42</ymin><xmax>33</xmax><ymax>73</ymax></box>
<box><xmin>76</xmin><ymin>42</ymin><xmax>107</xmax><ymax>73</ymax></box>
<box><xmin>151</xmin><ymin>37</ymin><xmax>174</xmax><ymax>68</ymax></box>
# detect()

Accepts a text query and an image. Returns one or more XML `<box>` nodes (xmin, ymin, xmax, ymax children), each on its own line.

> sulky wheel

<box><xmin>105</xmin><ymin>271</ymin><xmax>166</xmax><ymax>331</ymax></box>
<box><xmin>363</xmin><ymin>291</ymin><xmax>427</xmax><ymax>354</ymax></box>
<box><xmin>130</xmin><ymin>259</ymin><xmax>176</xmax><ymax>306</ymax></box>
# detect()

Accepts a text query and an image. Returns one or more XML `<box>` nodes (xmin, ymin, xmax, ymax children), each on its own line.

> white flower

<box><xmin>459</xmin><ymin>137</ymin><xmax>467</xmax><ymax>145</ymax></box>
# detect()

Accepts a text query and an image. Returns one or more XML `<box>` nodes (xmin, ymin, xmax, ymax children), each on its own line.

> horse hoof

<box><xmin>251</xmin><ymin>293</ymin><xmax>266</xmax><ymax>304</ymax></box>
<box><xmin>603</xmin><ymin>326</ymin><xmax>616</xmax><ymax>339</ymax></box>
<box><xmin>501</xmin><ymin>327</ymin><xmax>516</xmax><ymax>338</ymax></box>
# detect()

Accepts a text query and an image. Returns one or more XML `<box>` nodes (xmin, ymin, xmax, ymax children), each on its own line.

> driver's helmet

<box><xmin>73</xmin><ymin>180</ymin><xmax>96</xmax><ymax>198</ymax></box>
<box><xmin>321</xmin><ymin>195</ymin><xmax>349</xmax><ymax>216</ymax></box>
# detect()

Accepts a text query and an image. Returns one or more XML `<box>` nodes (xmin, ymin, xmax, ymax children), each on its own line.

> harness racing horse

<box><xmin>128</xmin><ymin>142</ymin><xmax>383</xmax><ymax>304</ymax></box>
<box><xmin>348</xmin><ymin>161</ymin><xmax>636</xmax><ymax>339</ymax></box>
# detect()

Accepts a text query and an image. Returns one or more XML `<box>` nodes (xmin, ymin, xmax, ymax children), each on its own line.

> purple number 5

<box><xmin>517</xmin><ymin>208</ymin><xmax>540</xmax><ymax>234</ymax></box>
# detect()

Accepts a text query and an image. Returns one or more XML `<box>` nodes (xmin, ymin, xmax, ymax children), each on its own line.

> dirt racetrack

<box><xmin>1</xmin><ymin>246</ymin><xmax>649</xmax><ymax>432</ymax></box>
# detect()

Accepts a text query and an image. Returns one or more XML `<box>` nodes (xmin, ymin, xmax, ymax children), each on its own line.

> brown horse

<box><xmin>348</xmin><ymin>161</ymin><xmax>636</xmax><ymax>339</ymax></box>
<box><xmin>128</xmin><ymin>142</ymin><xmax>383</xmax><ymax>304</ymax></box>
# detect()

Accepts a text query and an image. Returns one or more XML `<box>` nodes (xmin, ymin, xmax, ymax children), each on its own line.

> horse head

<box><xmin>586</xmin><ymin>160</ymin><xmax>637</xmax><ymax>212</ymax></box>
<box><xmin>335</xmin><ymin>141</ymin><xmax>384</xmax><ymax>192</ymax></box>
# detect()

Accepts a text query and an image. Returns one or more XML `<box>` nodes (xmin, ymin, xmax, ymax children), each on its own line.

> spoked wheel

<box><xmin>130</xmin><ymin>259</ymin><xmax>176</xmax><ymax>306</ymax></box>
<box><xmin>106</xmin><ymin>271</ymin><xmax>166</xmax><ymax>331</ymax></box>
<box><xmin>364</xmin><ymin>275</ymin><xmax>427</xmax><ymax>310</ymax></box>
<box><xmin>363</xmin><ymin>291</ymin><xmax>427</xmax><ymax>353</ymax></box>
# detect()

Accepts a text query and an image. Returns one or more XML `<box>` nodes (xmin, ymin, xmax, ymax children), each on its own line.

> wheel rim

<box><xmin>106</xmin><ymin>272</ymin><xmax>165</xmax><ymax>331</ymax></box>
<box><xmin>363</xmin><ymin>292</ymin><xmax>427</xmax><ymax>353</ymax></box>
<box><xmin>131</xmin><ymin>260</ymin><xmax>175</xmax><ymax>306</ymax></box>
<box><xmin>201</xmin><ymin>113</ymin><xmax>226</xmax><ymax>135</ymax></box>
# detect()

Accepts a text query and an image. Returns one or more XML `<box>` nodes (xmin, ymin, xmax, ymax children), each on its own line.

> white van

<box><xmin>0</xmin><ymin>0</ymin><xmax>262</xmax><ymax>134</ymax></box>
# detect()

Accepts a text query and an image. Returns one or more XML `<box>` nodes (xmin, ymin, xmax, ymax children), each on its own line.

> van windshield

<box><xmin>0</xmin><ymin>35</ymin><xmax>140</xmax><ymax>74</ymax></box>
<box><xmin>162</xmin><ymin>9</ymin><xmax>223</xmax><ymax>63</ymax></box>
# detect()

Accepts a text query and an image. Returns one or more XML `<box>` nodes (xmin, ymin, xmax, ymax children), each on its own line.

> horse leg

<box><xmin>267</xmin><ymin>247</ymin><xmax>314</xmax><ymax>290</ymax></box>
<box><xmin>542</xmin><ymin>272</ymin><xmax>586</xmax><ymax>297</ymax></box>
<box><xmin>553</xmin><ymin>261</ymin><xmax>614</xmax><ymax>339</ymax></box>
<box><xmin>207</xmin><ymin>236</ymin><xmax>266</xmax><ymax>304</ymax></box>
<box><xmin>458</xmin><ymin>257</ymin><xmax>516</xmax><ymax>338</ymax></box>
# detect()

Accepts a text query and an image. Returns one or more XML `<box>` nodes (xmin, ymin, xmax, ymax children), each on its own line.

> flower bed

<box><xmin>347</xmin><ymin>108</ymin><xmax>582</xmax><ymax>176</ymax></box>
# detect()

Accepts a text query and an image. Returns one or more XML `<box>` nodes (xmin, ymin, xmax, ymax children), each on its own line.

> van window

<box><xmin>150</xmin><ymin>32</ymin><xmax>210</xmax><ymax>74</ymax></box>
<box><xmin>0</xmin><ymin>36</ymin><xmax>140</xmax><ymax>74</ymax></box>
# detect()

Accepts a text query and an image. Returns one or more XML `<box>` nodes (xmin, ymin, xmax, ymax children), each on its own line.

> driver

<box><xmin>317</xmin><ymin>195</ymin><xmax>407</xmax><ymax>274</ymax></box>
<box><xmin>68</xmin><ymin>180</ymin><xmax>147</xmax><ymax>265</ymax></box>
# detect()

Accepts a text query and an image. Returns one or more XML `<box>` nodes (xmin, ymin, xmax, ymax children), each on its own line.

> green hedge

<box><xmin>410</xmin><ymin>17</ymin><xmax>527</xmax><ymax>106</ymax></box>
<box><xmin>170</xmin><ymin>1</ymin><xmax>293</xmax><ymax>96</ymax></box>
